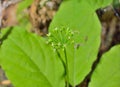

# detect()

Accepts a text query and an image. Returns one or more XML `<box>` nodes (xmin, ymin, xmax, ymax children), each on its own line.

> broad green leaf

<box><xmin>0</xmin><ymin>27</ymin><xmax>65</xmax><ymax>87</ymax></box>
<box><xmin>89</xmin><ymin>45</ymin><xmax>120</xmax><ymax>87</ymax></box>
<box><xmin>49</xmin><ymin>0</ymin><xmax>101</xmax><ymax>86</ymax></box>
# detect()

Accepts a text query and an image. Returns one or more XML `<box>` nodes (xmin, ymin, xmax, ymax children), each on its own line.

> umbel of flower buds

<box><xmin>47</xmin><ymin>27</ymin><xmax>75</xmax><ymax>50</ymax></box>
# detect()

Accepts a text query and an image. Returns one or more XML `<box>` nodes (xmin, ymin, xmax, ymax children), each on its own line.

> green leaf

<box><xmin>49</xmin><ymin>0</ymin><xmax>101</xmax><ymax>86</ymax></box>
<box><xmin>0</xmin><ymin>27</ymin><xmax>65</xmax><ymax>87</ymax></box>
<box><xmin>16</xmin><ymin>0</ymin><xmax>33</xmax><ymax>28</ymax></box>
<box><xmin>87</xmin><ymin>0</ymin><xmax>113</xmax><ymax>9</ymax></box>
<box><xmin>89</xmin><ymin>45</ymin><xmax>120</xmax><ymax>87</ymax></box>
<box><xmin>17</xmin><ymin>0</ymin><xmax>33</xmax><ymax>13</ymax></box>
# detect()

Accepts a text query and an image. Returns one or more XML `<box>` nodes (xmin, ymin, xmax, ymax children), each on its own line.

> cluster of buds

<box><xmin>47</xmin><ymin>27</ymin><xmax>75</xmax><ymax>50</ymax></box>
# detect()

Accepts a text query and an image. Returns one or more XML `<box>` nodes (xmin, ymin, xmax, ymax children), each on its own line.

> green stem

<box><xmin>56</xmin><ymin>49</ymin><xmax>66</xmax><ymax>73</ymax></box>
<box><xmin>56</xmin><ymin>48</ymin><xmax>69</xmax><ymax>87</ymax></box>
<box><xmin>63</xmin><ymin>47</ymin><xmax>69</xmax><ymax>87</ymax></box>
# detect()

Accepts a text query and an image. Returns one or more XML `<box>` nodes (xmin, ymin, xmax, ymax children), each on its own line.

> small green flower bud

<box><xmin>58</xmin><ymin>42</ymin><xmax>61</xmax><ymax>46</ymax></box>
<box><xmin>68</xmin><ymin>36</ymin><xmax>71</xmax><ymax>40</ymax></box>
<box><xmin>54</xmin><ymin>27</ymin><xmax>58</xmax><ymax>31</ymax></box>
<box><xmin>47</xmin><ymin>33</ymin><xmax>51</xmax><ymax>37</ymax></box>
<box><xmin>51</xmin><ymin>43</ymin><xmax>55</xmax><ymax>47</ymax></box>
<box><xmin>63</xmin><ymin>44</ymin><xmax>66</xmax><ymax>48</ymax></box>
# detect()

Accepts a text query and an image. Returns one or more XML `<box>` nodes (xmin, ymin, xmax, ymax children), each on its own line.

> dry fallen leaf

<box><xmin>0</xmin><ymin>80</ymin><xmax>11</xmax><ymax>85</ymax></box>
<box><xmin>0</xmin><ymin>0</ymin><xmax>21</xmax><ymax>29</ymax></box>
<box><xmin>29</xmin><ymin>0</ymin><xmax>62</xmax><ymax>36</ymax></box>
